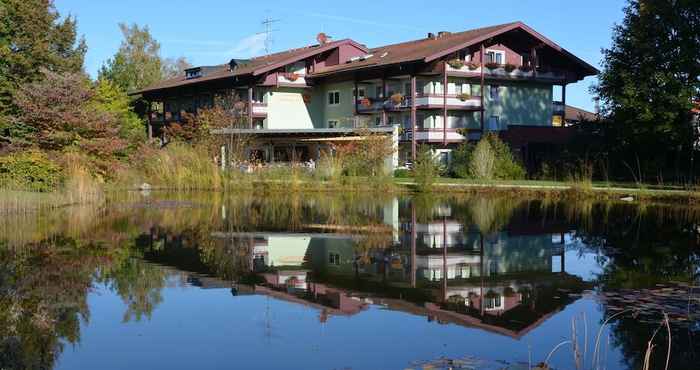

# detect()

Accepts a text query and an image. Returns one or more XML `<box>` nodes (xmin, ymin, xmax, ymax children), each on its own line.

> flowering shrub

<box><xmin>447</xmin><ymin>59</ymin><xmax>465</xmax><ymax>69</ymax></box>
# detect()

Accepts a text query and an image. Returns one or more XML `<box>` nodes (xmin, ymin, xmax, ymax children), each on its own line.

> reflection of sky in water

<box><xmin>563</xmin><ymin>234</ymin><xmax>606</xmax><ymax>282</ymax></box>
<box><xmin>56</xmin><ymin>283</ymin><xmax>622</xmax><ymax>370</ymax></box>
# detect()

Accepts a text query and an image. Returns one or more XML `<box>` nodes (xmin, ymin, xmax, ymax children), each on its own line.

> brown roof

<box><xmin>310</xmin><ymin>22</ymin><xmax>518</xmax><ymax>76</ymax></box>
<box><xmin>311</xmin><ymin>21</ymin><xmax>598</xmax><ymax>77</ymax></box>
<box><xmin>133</xmin><ymin>38</ymin><xmax>367</xmax><ymax>95</ymax></box>
<box><xmin>565</xmin><ymin>105</ymin><xmax>597</xmax><ymax>122</ymax></box>
<box><xmin>134</xmin><ymin>21</ymin><xmax>598</xmax><ymax>95</ymax></box>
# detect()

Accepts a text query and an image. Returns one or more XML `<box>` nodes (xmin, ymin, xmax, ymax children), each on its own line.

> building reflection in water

<box><xmin>205</xmin><ymin>198</ymin><xmax>588</xmax><ymax>339</ymax></box>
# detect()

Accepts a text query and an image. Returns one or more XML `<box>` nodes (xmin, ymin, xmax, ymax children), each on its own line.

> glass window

<box><xmin>376</xmin><ymin>86</ymin><xmax>383</xmax><ymax>98</ymax></box>
<box><xmin>486</xmin><ymin>50</ymin><xmax>504</xmax><ymax>64</ymax></box>
<box><xmin>328</xmin><ymin>120</ymin><xmax>338</xmax><ymax>128</ymax></box>
<box><xmin>328</xmin><ymin>91</ymin><xmax>340</xmax><ymax>105</ymax></box>
<box><xmin>352</xmin><ymin>87</ymin><xmax>366</xmax><ymax>99</ymax></box>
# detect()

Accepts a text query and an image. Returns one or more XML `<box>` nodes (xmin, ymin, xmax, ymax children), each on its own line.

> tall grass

<box><xmin>0</xmin><ymin>160</ymin><xmax>104</xmax><ymax>214</ymax></box>
<box><xmin>140</xmin><ymin>143</ymin><xmax>222</xmax><ymax>190</ymax></box>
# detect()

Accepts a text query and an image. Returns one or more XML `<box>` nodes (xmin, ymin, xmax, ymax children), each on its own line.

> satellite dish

<box><xmin>316</xmin><ymin>32</ymin><xmax>329</xmax><ymax>45</ymax></box>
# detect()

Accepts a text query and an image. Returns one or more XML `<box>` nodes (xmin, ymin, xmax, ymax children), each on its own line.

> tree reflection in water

<box><xmin>0</xmin><ymin>192</ymin><xmax>699</xmax><ymax>370</ymax></box>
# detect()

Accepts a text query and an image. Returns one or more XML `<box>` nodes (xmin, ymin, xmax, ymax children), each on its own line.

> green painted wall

<box><xmin>484</xmin><ymin>82</ymin><xmax>553</xmax><ymax>128</ymax></box>
<box><xmin>319</xmin><ymin>81</ymin><xmax>357</xmax><ymax>127</ymax></box>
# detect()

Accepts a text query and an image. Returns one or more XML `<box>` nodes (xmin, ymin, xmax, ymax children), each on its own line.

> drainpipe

<box><xmin>382</xmin><ymin>78</ymin><xmax>387</xmax><ymax>125</ymax></box>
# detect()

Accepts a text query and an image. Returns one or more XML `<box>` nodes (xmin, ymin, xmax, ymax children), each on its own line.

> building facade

<box><xmin>135</xmin><ymin>22</ymin><xmax>597</xmax><ymax>170</ymax></box>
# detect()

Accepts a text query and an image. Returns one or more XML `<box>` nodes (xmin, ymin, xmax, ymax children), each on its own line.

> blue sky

<box><xmin>55</xmin><ymin>0</ymin><xmax>627</xmax><ymax>111</ymax></box>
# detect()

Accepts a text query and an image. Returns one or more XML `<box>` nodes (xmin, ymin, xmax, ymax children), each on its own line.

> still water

<box><xmin>1</xmin><ymin>193</ymin><xmax>698</xmax><ymax>370</ymax></box>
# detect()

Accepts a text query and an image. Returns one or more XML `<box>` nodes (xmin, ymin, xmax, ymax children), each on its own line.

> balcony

<box><xmin>400</xmin><ymin>128</ymin><xmax>466</xmax><ymax>142</ymax></box>
<box><xmin>445</xmin><ymin>62</ymin><xmax>566</xmax><ymax>81</ymax></box>
<box><xmin>251</xmin><ymin>102</ymin><xmax>268</xmax><ymax>117</ymax></box>
<box><xmin>277</xmin><ymin>72</ymin><xmax>307</xmax><ymax>87</ymax></box>
<box><xmin>415</xmin><ymin>93</ymin><xmax>481</xmax><ymax>110</ymax></box>
<box><xmin>357</xmin><ymin>93</ymin><xmax>480</xmax><ymax>113</ymax></box>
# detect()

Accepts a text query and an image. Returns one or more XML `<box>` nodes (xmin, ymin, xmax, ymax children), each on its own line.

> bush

<box><xmin>469</xmin><ymin>139</ymin><xmax>496</xmax><ymax>180</ymax></box>
<box><xmin>0</xmin><ymin>150</ymin><xmax>63</xmax><ymax>192</ymax></box>
<box><xmin>393</xmin><ymin>168</ymin><xmax>412</xmax><ymax>178</ymax></box>
<box><xmin>504</xmin><ymin>63</ymin><xmax>516</xmax><ymax>72</ymax></box>
<box><xmin>447</xmin><ymin>59</ymin><xmax>465</xmax><ymax>69</ymax></box>
<box><xmin>413</xmin><ymin>145</ymin><xmax>439</xmax><ymax>192</ymax></box>
<box><xmin>451</xmin><ymin>133</ymin><xmax>525</xmax><ymax>180</ymax></box>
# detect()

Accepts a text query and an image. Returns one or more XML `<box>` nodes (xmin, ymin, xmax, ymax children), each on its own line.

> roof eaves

<box><xmin>423</xmin><ymin>22</ymin><xmax>520</xmax><ymax>63</ymax></box>
<box><xmin>252</xmin><ymin>39</ymin><xmax>369</xmax><ymax>76</ymax></box>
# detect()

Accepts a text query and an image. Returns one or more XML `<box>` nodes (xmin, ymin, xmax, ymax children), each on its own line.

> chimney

<box><xmin>427</xmin><ymin>32</ymin><xmax>436</xmax><ymax>39</ymax></box>
<box><xmin>437</xmin><ymin>31</ymin><xmax>451</xmax><ymax>38</ymax></box>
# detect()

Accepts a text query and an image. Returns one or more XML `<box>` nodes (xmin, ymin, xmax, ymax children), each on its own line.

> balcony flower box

<box><xmin>484</xmin><ymin>62</ymin><xmax>501</xmax><ymax>70</ymax></box>
<box><xmin>518</xmin><ymin>65</ymin><xmax>532</xmax><ymax>72</ymax></box>
<box><xmin>456</xmin><ymin>93</ymin><xmax>474</xmax><ymax>102</ymax></box>
<box><xmin>504</xmin><ymin>63</ymin><xmax>517</xmax><ymax>73</ymax></box>
<box><xmin>284</xmin><ymin>72</ymin><xmax>300</xmax><ymax>81</ymax></box>
<box><xmin>360</xmin><ymin>97</ymin><xmax>372</xmax><ymax>107</ymax></box>
<box><xmin>447</xmin><ymin>58</ymin><xmax>465</xmax><ymax>69</ymax></box>
<box><xmin>390</xmin><ymin>93</ymin><xmax>404</xmax><ymax>105</ymax></box>
<box><xmin>467</xmin><ymin>62</ymin><xmax>480</xmax><ymax>70</ymax></box>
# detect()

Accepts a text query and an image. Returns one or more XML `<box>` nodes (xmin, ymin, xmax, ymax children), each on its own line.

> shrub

<box><xmin>467</xmin><ymin>62</ymin><xmax>480</xmax><ymax>70</ymax></box>
<box><xmin>469</xmin><ymin>139</ymin><xmax>496</xmax><ymax>180</ymax></box>
<box><xmin>413</xmin><ymin>145</ymin><xmax>439</xmax><ymax>192</ymax></box>
<box><xmin>451</xmin><ymin>133</ymin><xmax>525</xmax><ymax>180</ymax></box>
<box><xmin>484</xmin><ymin>62</ymin><xmax>501</xmax><ymax>70</ymax></box>
<box><xmin>518</xmin><ymin>65</ymin><xmax>532</xmax><ymax>72</ymax></box>
<box><xmin>0</xmin><ymin>150</ymin><xmax>63</xmax><ymax>192</ymax></box>
<box><xmin>504</xmin><ymin>63</ymin><xmax>517</xmax><ymax>72</ymax></box>
<box><xmin>393</xmin><ymin>168</ymin><xmax>412</xmax><ymax>178</ymax></box>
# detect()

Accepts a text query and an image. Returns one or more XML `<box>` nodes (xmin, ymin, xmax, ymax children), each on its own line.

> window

<box><xmin>328</xmin><ymin>120</ymin><xmax>338</xmax><ymax>128</ymax></box>
<box><xmin>329</xmin><ymin>253</ymin><xmax>341</xmax><ymax>265</ymax></box>
<box><xmin>375</xmin><ymin>116</ymin><xmax>382</xmax><ymax>126</ymax></box>
<box><xmin>404</xmin><ymin>82</ymin><xmax>412</xmax><ymax>96</ymax></box>
<box><xmin>352</xmin><ymin>87</ymin><xmax>366</xmax><ymax>99</ymax></box>
<box><xmin>486</xmin><ymin>295</ymin><xmax>502</xmax><ymax>309</ymax></box>
<box><xmin>521</xmin><ymin>52</ymin><xmax>531</xmax><ymax>67</ymax></box>
<box><xmin>490</xmin><ymin>85</ymin><xmax>500</xmax><ymax>101</ymax></box>
<box><xmin>328</xmin><ymin>91</ymin><xmax>340</xmax><ymax>105</ymax></box>
<box><xmin>485</xmin><ymin>50</ymin><xmax>505</xmax><ymax>65</ymax></box>
<box><xmin>185</xmin><ymin>67</ymin><xmax>202</xmax><ymax>79</ymax></box>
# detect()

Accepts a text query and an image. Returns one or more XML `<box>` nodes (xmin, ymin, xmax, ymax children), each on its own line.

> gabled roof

<box><xmin>311</xmin><ymin>21</ymin><xmax>598</xmax><ymax>77</ymax></box>
<box><xmin>134</xmin><ymin>22</ymin><xmax>598</xmax><ymax>95</ymax></box>
<box><xmin>133</xmin><ymin>38</ymin><xmax>368</xmax><ymax>95</ymax></box>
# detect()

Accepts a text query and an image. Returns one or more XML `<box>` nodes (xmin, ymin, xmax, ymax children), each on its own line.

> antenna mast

<box><xmin>259</xmin><ymin>13</ymin><xmax>280</xmax><ymax>55</ymax></box>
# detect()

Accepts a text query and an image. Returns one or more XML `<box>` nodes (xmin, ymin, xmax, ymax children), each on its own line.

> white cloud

<box><xmin>174</xmin><ymin>33</ymin><xmax>268</xmax><ymax>59</ymax></box>
<box><xmin>229</xmin><ymin>33</ymin><xmax>267</xmax><ymax>57</ymax></box>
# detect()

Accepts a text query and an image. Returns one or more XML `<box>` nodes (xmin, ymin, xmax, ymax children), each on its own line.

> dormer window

<box><xmin>185</xmin><ymin>67</ymin><xmax>202</xmax><ymax>79</ymax></box>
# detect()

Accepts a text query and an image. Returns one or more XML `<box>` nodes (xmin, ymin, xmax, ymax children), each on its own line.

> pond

<box><xmin>0</xmin><ymin>193</ymin><xmax>698</xmax><ymax>370</ymax></box>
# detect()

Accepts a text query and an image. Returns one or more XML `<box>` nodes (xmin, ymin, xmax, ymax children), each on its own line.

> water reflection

<box><xmin>1</xmin><ymin>194</ymin><xmax>699</xmax><ymax>370</ymax></box>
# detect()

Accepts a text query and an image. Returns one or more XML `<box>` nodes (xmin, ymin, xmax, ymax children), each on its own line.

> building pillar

<box><xmin>443</xmin><ymin>62</ymin><xmax>448</xmax><ymax>146</ymax></box>
<box><xmin>382</xmin><ymin>78</ymin><xmax>387</xmax><ymax>125</ymax></box>
<box><xmin>411</xmin><ymin>75</ymin><xmax>417</xmax><ymax>162</ymax></box>
<box><xmin>480</xmin><ymin>44</ymin><xmax>485</xmax><ymax>132</ymax></box>
<box><xmin>247</xmin><ymin>86</ymin><xmax>253</xmax><ymax>129</ymax></box>
<box><xmin>562</xmin><ymin>83</ymin><xmax>567</xmax><ymax>123</ymax></box>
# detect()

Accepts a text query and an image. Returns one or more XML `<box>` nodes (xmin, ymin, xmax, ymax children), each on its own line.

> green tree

<box><xmin>593</xmin><ymin>0</ymin><xmax>700</xmax><ymax>181</ymax></box>
<box><xmin>99</xmin><ymin>23</ymin><xmax>188</xmax><ymax>93</ymax></box>
<box><xmin>92</xmin><ymin>79</ymin><xmax>144</xmax><ymax>142</ymax></box>
<box><xmin>0</xmin><ymin>0</ymin><xmax>86</xmax><ymax>141</ymax></box>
